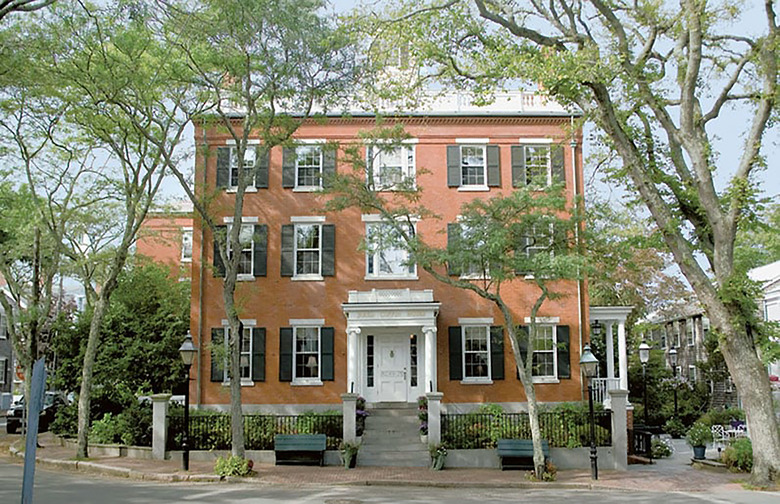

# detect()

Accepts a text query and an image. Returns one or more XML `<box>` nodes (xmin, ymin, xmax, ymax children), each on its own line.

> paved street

<box><xmin>0</xmin><ymin>461</ymin><xmax>776</xmax><ymax>504</ymax></box>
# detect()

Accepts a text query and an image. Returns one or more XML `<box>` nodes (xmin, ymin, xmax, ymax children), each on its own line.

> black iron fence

<box><xmin>628</xmin><ymin>428</ymin><xmax>653</xmax><ymax>458</ymax></box>
<box><xmin>167</xmin><ymin>413</ymin><xmax>343</xmax><ymax>451</ymax></box>
<box><xmin>442</xmin><ymin>411</ymin><xmax>612</xmax><ymax>449</ymax></box>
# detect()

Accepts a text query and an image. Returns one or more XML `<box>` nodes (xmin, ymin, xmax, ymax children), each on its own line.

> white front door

<box><xmin>376</xmin><ymin>335</ymin><xmax>408</xmax><ymax>402</ymax></box>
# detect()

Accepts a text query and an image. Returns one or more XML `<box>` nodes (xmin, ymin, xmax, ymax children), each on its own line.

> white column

<box><xmin>609</xmin><ymin>389</ymin><xmax>629</xmax><ymax>471</ymax></box>
<box><xmin>151</xmin><ymin>393</ymin><xmax>171</xmax><ymax>460</ymax></box>
<box><xmin>605</xmin><ymin>322</ymin><xmax>615</xmax><ymax>380</ymax></box>
<box><xmin>341</xmin><ymin>393</ymin><xmax>358</xmax><ymax>443</ymax></box>
<box><xmin>426</xmin><ymin>392</ymin><xmax>444</xmax><ymax>445</ymax></box>
<box><xmin>618</xmin><ymin>320</ymin><xmax>628</xmax><ymax>390</ymax></box>
<box><xmin>346</xmin><ymin>327</ymin><xmax>360</xmax><ymax>394</ymax></box>
<box><xmin>423</xmin><ymin>326</ymin><xmax>438</xmax><ymax>393</ymax></box>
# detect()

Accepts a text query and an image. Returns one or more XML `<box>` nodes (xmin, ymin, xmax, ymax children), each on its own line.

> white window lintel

<box><xmin>222</xmin><ymin>216</ymin><xmax>259</xmax><ymax>224</ymax></box>
<box><xmin>289</xmin><ymin>318</ymin><xmax>325</xmax><ymax>326</ymax></box>
<box><xmin>523</xmin><ymin>316</ymin><xmax>560</xmax><ymax>324</ymax></box>
<box><xmin>224</xmin><ymin>139</ymin><xmax>261</xmax><ymax>145</ymax></box>
<box><xmin>291</xmin><ymin>215</ymin><xmax>326</xmax><ymax>223</ymax></box>
<box><xmin>518</xmin><ymin>138</ymin><xmax>553</xmax><ymax>144</ymax></box>
<box><xmin>456</xmin><ymin>138</ymin><xmax>490</xmax><ymax>144</ymax></box>
<box><xmin>458</xmin><ymin>318</ymin><xmax>494</xmax><ymax>325</ymax></box>
<box><xmin>221</xmin><ymin>319</ymin><xmax>257</xmax><ymax>327</ymax></box>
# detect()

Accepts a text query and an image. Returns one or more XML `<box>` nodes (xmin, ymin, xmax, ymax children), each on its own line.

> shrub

<box><xmin>697</xmin><ymin>408</ymin><xmax>745</xmax><ymax>427</ymax></box>
<box><xmin>722</xmin><ymin>438</ymin><xmax>752</xmax><ymax>473</ymax></box>
<box><xmin>51</xmin><ymin>402</ymin><xmax>79</xmax><ymax>437</ymax></box>
<box><xmin>651</xmin><ymin>438</ymin><xmax>672</xmax><ymax>459</ymax></box>
<box><xmin>686</xmin><ymin>422</ymin><xmax>713</xmax><ymax>447</ymax></box>
<box><xmin>214</xmin><ymin>455</ymin><xmax>252</xmax><ymax>477</ymax></box>
<box><xmin>663</xmin><ymin>417</ymin><xmax>686</xmax><ymax>438</ymax></box>
<box><xmin>90</xmin><ymin>413</ymin><xmax>122</xmax><ymax>444</ymax></box>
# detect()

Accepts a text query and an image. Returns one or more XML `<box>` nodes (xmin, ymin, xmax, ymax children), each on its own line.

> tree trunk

<box><xmin>223</xmin><ymin>282</ymin><xmax>245</xmax><ymax>458</ymax></box>
<box><xmin>523</xmin><ymin>373</ymin><xmax>545</xmax><ymax>479</ymax></box>
<box><xmin>76</xmin><ymin>294</ymin><xmax>109</xmax><ymax>459</ymax></box>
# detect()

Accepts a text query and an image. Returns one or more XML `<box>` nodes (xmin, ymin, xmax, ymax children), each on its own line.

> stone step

<box><xmin>367</xmin><ymin>407</ymin><xmax>419</xmax><ymax>418</ymax></box>
<box><xmin>371</xmin><ymin>402</ymin><xmax>417</xmax><ymax>410</ymax></box>
<box><xmin>357</xmin><ymin>450</ymin><xmax>430</xmax><ymax>467</ymax></box>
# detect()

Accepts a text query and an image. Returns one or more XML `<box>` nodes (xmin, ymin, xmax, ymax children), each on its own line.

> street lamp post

<box><xmin>178</xmin><ymin>331</ymin><xmax>197</xmax><ymax>471</ymax></box>
<box><xmin>669</xmin><ymin>347</ymin><xmax>678</xmax><ymax>419</ymax></box>
<box><xmin>638</xmin><ymin>341</ymin><xmax>651</xmax><ymax>427</ymax></box>
<box><xmin>579</xmin><ymin>343</ymin><xmax>600</xmax><ymax>480</ymax></box>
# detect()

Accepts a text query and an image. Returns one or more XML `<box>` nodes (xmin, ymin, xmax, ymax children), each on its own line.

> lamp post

<box><xmin>638</xmin><ymin>341</ymin><xmax>650</xmax><ymax>427</ymax></box>
<box><xmin>580</xmin><ymin>343</ymin><xmax>599</xmax><ymax>480</ymax></box>
<box><xmin>669</xmin><ymin>347</ymin><xmax>678</xmax><ymax>419</ymax></box>
<box><xmin>178</xmin><ymin>331</ymin><xmax>197</xmax><ymax>471</ymax></box>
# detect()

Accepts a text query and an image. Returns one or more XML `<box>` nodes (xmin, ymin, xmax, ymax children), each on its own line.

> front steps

<box><xmin>359</xmin><ymin>403</ymin><xmax>430</xmax><ymax>467</ymax></box>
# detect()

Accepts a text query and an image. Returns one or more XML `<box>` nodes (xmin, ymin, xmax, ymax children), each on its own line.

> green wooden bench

<box><xmin>274</xmin><ymin>434</ymin><xmax>327</xmax><ymax>466</ymax></box>
<box><xmin>497</xmin><ymin>439</ymin><xmax>550</xmax><ymax>470</ymax></box>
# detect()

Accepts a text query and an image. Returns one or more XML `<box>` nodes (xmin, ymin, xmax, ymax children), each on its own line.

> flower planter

<box><xmin>420</xmin><ymin>434</ymin><xmax>428</xmax><ymax>445</ymax></box>
<box><xmin>692</xmin><ymin>445</ymin><xmax>706</xmax><ymax>460</ymax></box>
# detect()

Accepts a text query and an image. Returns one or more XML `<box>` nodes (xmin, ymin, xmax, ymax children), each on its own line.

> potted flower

<box><xmin>339</xmin><ymin>441</ymin><xmax>360</xmax><ymax>469</ymax></box>
<box><xmin>429</xmin><ymin>443</ymin><xmax>447</xmax><ymax>470</ymax></box>
<box><xmin>418</xmin><ymin>396</ymin><xmax>429</xmax><ymax>443</ymax></box>
<box><xmin>686</xmin><ymin>422</ymin><xmax>713</xmax><ymax>460</ymax></box>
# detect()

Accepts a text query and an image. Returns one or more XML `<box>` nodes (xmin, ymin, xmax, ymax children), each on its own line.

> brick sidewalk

<box><xmin>2</xmin><ymin>432</ymin><xmax>762</xmax><ymax>493</ymax></box>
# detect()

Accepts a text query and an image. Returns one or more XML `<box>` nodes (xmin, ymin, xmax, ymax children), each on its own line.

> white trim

<box><xmin>289</xmin><ymin>318</ymin><xmax>325</xmax><ymax>326</ymax></box>
<box><xmin>458</xmin><ymin>317</ymin><xmax>494</xmax><ymax>325</ymax></box>
<box><xmin>224</xmin><ymin>139</ymin><xmax>261</xmax><ymax>145</ymax></box>
<box><xmin>292</xmin><ymin>275</ymin><xmax>324</xmax><ymax>282</ymax></box>
<box><xmin>236</xmin><ymin>274</ymin><xmax>255</xmax><ymax>282</ymax></box>
<box><xmin>524</xmin><ymin>316</ymin><xmax>561</xmax><ymax>324</ymax></box>
<box><xmin>365</xmin><ymin>138</ymin><xmax>419</xmax><ymax>144</ymax></box>
<box><xmin>291</xmin><ymin>379</ymin><xmax>324</xmax><ymax>386</ymax></box>
<box><xmin>295</xmin><ymin>138</ymin><xmax>327</xmax><ymax>144</ymax></box>
<box><xmin>461</xmin><ymin>378</ymin><xmax>493</xmax><ymax>385</ymax></box>
<box><xmin>456</xmin><ymin>138</ymin><xmax>489</xmax><ymax>144</ymax></box>
<box><xmin>532</xmin><ymin>377</ymin><xmax>560</xmax><ymax>384</ymax></box>
<box><xmin>518</xmin><ymin>138</ymin><xmax>553</xmax><ymax>144</ymax></box>
<box><xmin>221</xmin><ymin>319</ymin><xmax>257</xmax><ymax>326</ymax></box>
<box><xmin>362</xmin><ymin>214</ymin><xmax>420</xmax><ymax>223</ymax></box>
<box><xmin>365</xmin><ymin>275</ymin><xmax>419</xmax><ymax>281</ymax></box>
<box><xmin>291</xmin><ymin>215</ymin><xmax>326</xmax><ymax>223</ymax></box>
<box><xmin>292</xmin><ymin>186</ymin><xmax>321</xmax><ymax>193</ymax></box>
<box><xmin>226</xmin><ymin>187</ymin><xmax>258</xmax><ymax>194</ymax></box>
<box><xmin>222</xmin><ymin>216</ymin><xmax>259</xmax><ymax>224</ymax></box>
<box><xmin>457</xmin><ymin>186</ymin><xmax>490</xmax><ymax>192</ymax></box>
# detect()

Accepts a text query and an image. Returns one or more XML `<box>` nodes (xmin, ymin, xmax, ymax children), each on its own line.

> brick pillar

<box><xmin>609</xmin><ymin>389</ymin><xmax>628</xmax><ymax>471</ymax></box>
<box><xmin>341</xmin><ymin>393</ymin><xmax>358</xmax><ymax>444</ymax></box>
<box><xmin>151</xmin><ymin>393</ymin><xmax>171</xmax><ymax>460</ymax></box>
<box><xmin>426</xmin><ymin>392</ymin><xmax>443</xmax><ymax>445</ymax></box>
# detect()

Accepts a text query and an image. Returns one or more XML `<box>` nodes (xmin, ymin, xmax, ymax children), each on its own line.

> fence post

<box><xmin>151</xmin><ymin>393</ymin><xmax>171</xmax><ymax>460</ymax></box>
<box><xmin>609</xmin><ymin>389</ymin><xmax>628</xmax><ymax>471</ymax></box>
<box><xmin>341</xmin><ymin>393</ymin><xmax>358</xmax><ymax>444</ymax></box>
<box><xmin>426</xmin><ymin>392</ymin><xmax>444</xmax><ymax>446</ymax></box>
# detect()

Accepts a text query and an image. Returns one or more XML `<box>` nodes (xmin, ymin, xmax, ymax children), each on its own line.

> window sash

<box><xmin>366</xmin><ymin>223</ymin><xmax>415</xmax><ymax>277</ymax></box>
<box><xmin>296</xmin><ymin>146</ymin><xmax>323</xmax><ymax>188</ymax></box>
<box><xmin>295</xmin><ymin>224</ymin><xmax>321</xmax><ymax>275</ymax></box>
<box><xmin>227</xmin><ymin>224</ymin><xmax>254</xmax><ymax>276</ymax></box>
<box><xmin>229</xmin><ymin>147</ymin><xmax>256</xmax><ymax>187</ymax></box>
<box><xmin>531</xmin><ymin>325</ymin><xmax>557</xmax><ymax>377</ymax></box>
<box><xmin>463</xmin><ymin>326</ymin><xmax>490</xmax><ymax>379</ymax></box>
<box><xmin>524</xmin><ymin>145</ymin><xmax>551</xmax><ymax>185</ymax></box>
<box><xmin>181</xmin><ymin>229</ymin><xmax>193</xmax><ymax>261</ymax></box>
<box><xmin>371</xmin><ymin>146</ymin><xmax>415</xmax><ymax>189</ymax></box>
<box><xmin>223</xmin><ymin>326</ymin><xmax>252</xmax><ymax>381</ymax></box>
<box><xmin>687</xmin><ymin>322</ymin><xmax>695</xmax><ymax>346</ymax></box>
<box><xmin>294</xmin><ymin>326</ymin><xmax>321</xmax><ymax>380</ymax></box>
<box><xmin>460</xmin><ymin>145</ymin><xmax>486</xmax><ymax>186</ymax></box>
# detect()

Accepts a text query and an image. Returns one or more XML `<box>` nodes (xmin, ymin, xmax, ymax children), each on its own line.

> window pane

<box><xmin>525</xmin><ymin>146</ymin><xmax>550</xmax><ymax>185</ymax></box>
<box><xmin>461</xmin><ymin>146</ymin><xmax>485</xmax><ymax>186</ymax></box>
<box><xmin>367</xmin><ymin>223</ymin><xmax>414</xmax><ymax>276</ymax></box>
<box><xmin>295</xmin><ymin>327</ymin><xmax>319</xmax><ymax>379</ymax></box>
<box><xmin>463</xmin><ymin>326</ymin><xmax>489</xmax><ymax>378</ymax></box>
<box><xmin>296</xmin><ymin>146</ymin><xmax>322</xmax><ymax>187</ymax></box>
<box><xmin>296</xmin><ymin>225</ymin><xmax>321</xmax><ymax>275</ymax></box>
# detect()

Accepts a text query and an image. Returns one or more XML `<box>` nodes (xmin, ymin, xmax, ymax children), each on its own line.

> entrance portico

<box><xmin>342</xmin><ymin>289</ymin><xmax>440</xmax><ymax>403</ymax></box>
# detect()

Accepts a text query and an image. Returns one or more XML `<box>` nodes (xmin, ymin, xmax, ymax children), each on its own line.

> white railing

<box><xmin>591</xmin><ymin>377</ymin><xmax>620</xmax><ymax>406</ymax></box>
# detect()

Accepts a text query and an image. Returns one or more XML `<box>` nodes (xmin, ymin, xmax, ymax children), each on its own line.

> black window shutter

<box><xmin>516</xmin><ymin>325</ymin><xmax>529</xmax><ymax>379</ymax></box>
<box><xmin>282</xmin><ymin>147</ymin><xmax>296</xmax><ymax>188</ymax></box>
<box><xmin>321</xmin><ymin>224</ymin><xmax>335</xmax><ymax>276</ymax></box>
<box><xmin>252</xmin><ymin>327</ymin><xmax>266</xmax><ymax>382</ymax></box>
<box><xmin>446</xmin><ymin>145</ymin><xmax>461</xmax><ymax>187</ymax></box>
<box><xmin>280</xmin><ymin>224</ymin><xmax>294</xmax><ymax>276</ymax></box>
<box><xmin>446</xmin><ymin>223</ymin><xmax>462</xmax><ymax>276</ymax></box>
<box><xmin>486</xmin><ymin>145</ymin><xmax>501</xmax><ymax>187</ymax></box>
<box><xmin>321</xmin><ymin>327</ymin><xmax>335</xmax><ymax>381</ymax></box>
<box><xmin>253</xmin><ymin>224</ymin><xmax>267</xmax><ymax>277</ymax></box>
<box><xmin>511</xmin><ymin>145</ymin><xmax>526</xmax><ymax>187</ymax></box>
<box><xmin>279</xmin><ymin>327</ymin><xmax>293</xmax><ymax>381</ymax></box>
<box><xmin>449</xmin><ymin>326</ymin><xmax>462</xmax><ymax>380</ymax></box>
<box><xmin>255</xmin><ymin>147</ymin><xmax>269</xmax><ymax>188</ymax></box>
<box><xmin>216</xmin><ymin>147</ymin><xmax>230</xmax><ymax>189</ymax></box>
<box><xmin>210</xmin><ymin>328</ymin><xmax>225</xmax><ymax>382</ymax></box>
<box><xmin>322</xmin><ymin>148</ymin><xmax>336</xmax><ymax>188</ymax></box>
<box><xmin>551</xmin><ymin>144</ymin><xmax>565</xmax><ymax>184</ymax></box>
<box><xmin>556</xmin><ymin>325</ymin><xmax>571</xmax><ymax>379</ymax></box>
<box><xmin>490</xmin><ymin>326</ymin><xmax>505</xmax><ymax>380</ymax></box>
<box><xmin>213</xmin><ymin>225</ymin><xmax>226</xmax><ymax>277</ymax></box>
<box><xmin>365</xmin><ymin>146</ymin><xmax>374</xmax><ymax>183</ymax></box>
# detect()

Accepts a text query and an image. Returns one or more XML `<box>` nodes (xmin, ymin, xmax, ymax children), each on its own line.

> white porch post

<box><xmin>605</xmin><ymin>321</ymin><xmax>615</xmax><ymax>380</ymax></box>
<box><xmin>346</xmin><ymin>327</ymin><xmax>360</xmax><ymax>394</ymax></box>
<box><xmin>426</xmin><ymin>392</ymin><xmax>443</xmax><ymax>445</ymax></box>
<box><xmin>423</xmin><ymin>326</ymin><xmax>438</xmax><ymax>393</ymax></box>
<box><xmin>617</xmin><ymin>320</ymin><xmax>628</xmax><ymax>390</ymax></box>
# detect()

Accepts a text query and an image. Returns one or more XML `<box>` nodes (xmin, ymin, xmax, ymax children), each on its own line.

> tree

<box><xmin>326</xmin><ymin>129</ymin><xmax>585</xmax><ymax>478</ymax></box>
<box><xmin>0</xmin><ymin>0</ymin><xmax>55</xmax><ymax>22</ymax></box>
<box><xmin>158</xmin><ymin>0</ymin><xmax>359</xmax><ymax>458</ymax></box>
<box><xmin>365</xmin><ymin>0</ymin><xmax>780</xmax><ymax>484</ymax></box>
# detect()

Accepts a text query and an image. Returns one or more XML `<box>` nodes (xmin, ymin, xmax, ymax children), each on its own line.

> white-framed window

<box><xmin>673</xmin><ymin>322</ymin><xmax>681</xmax><ymax>348</ymax></box>
<box><xmin>0</xmin><ymin>312</ymin><xmax>6</xmax><ymax>340</ymax></box>
<box><xmin>296</xmin><ymin>145</ymin><xmax>323</xmax><ymax>189</ymax></box>
<box><xmin>687</xmin><ymin>320</ymin><xmax>695</xmax><ymax>346</ymax></box>
<box><xmin>524</xmin><ymin>145</ymin><xmax>552</xmax><ymax>186</ymax></box>
<box><xmin>228</xmin><ymin>224</ymin><xmax>255</xmax><ymax>277</ymax></box>
<box><xmin>660</xmin><ymin>330</ymin><xmax>667</xmax><ymax>349</ymax></box>
<box><xmin>181</xmin><ymin>228</ymin><xmax>193</xmax><ymax>262</ymax></box>
<box><xmin>531</xmin><ymin>325</ymin><xmax>557</xmax><ymax>378</ymax></box>
<box><xmin>220</xmin><ymin>324</ymin><xmax>254</xmax><ymax>383</ymax></box>
<box><xmin>229</xmin><ymin>146</ymin><xmax>256</xmax><ymax>188</ymax></box>
<box><xmin>294</xmin><ymin>326</ymin><xmax>321</xmax><ymax>384</ymax></box>
<box><xmin>462</xmin><ymin>325</ymin><xmax>491</xmax><ymax>381</ymax></box>
<box><xmin>295</xmin><ymin>223</ymin><xmax>322</xmax><ymax>277</ymax></box>
<box><xmin>460</xmin><ymin>145</ymin><xmax>486</xmax><ymax>187</ymax></box>
<box><xmin>365</xmin><ymin>221</ymin><xmax>416</xmax><ymax>279</ymax></box>
<box><xmin>688</xmin><ymin>365</ymin><xmax>697</xmax><ymax>382</ymax></box>
<box><xmin>456</xmin><ymin>221</ymin><xmax>488</xmax><ymax>279</ymax></box>
<box><xmin>0</xmin><ymin>358</ymin><xmax>6</xmax><ymax>385</ymax></box>
<box><xmin>369</xmin><ymin>144</ymin><xmax>415</xmax><ymax>190</ymax></box>
<box><xmin>526</xmin><ymin>223</ymin><xmax>554</xmax><ymax>258</ymax></box>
